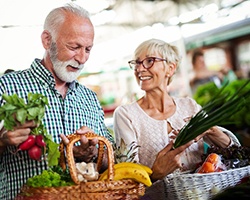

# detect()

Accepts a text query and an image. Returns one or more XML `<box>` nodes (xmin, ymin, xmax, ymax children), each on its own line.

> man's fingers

<box><xmin>76</xmin><ymin>126</ymin><xmax>94</xmax><ymax>134</ymax></box>
<box><xmin>60</xmin><ymin>134</ymin><xmax>69</xmax><ymax>145</ymax></box>
<box><xmin>14</xmin><ymin>120</ymin><xmax>37</xmax><ymax>130</ymax></box>
<box><xmin>89</xmin><ymin>138</ymin><xmax>98</xmax><ymax>146</ymax></box>
<box><xmin>80</xmin><ymin>135</ymin><xmax>89</xmax><ymax>148</ymax></box>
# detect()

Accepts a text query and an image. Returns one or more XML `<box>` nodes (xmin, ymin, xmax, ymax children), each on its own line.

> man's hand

<box><xmin>0</xmin><ymin>120</ymin><xmax>37</xmax><ymax>147</ymax></box>
<box><xmin>60</xmin><ymin>126</ymin><xmax>98</xmax><ymax>163</ymax></box>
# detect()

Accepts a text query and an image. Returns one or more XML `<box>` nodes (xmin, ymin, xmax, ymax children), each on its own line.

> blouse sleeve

<box><xmin>113</xmin><ymin>105</ymin><xmax>139</xmax><ymax>162</ymax></box>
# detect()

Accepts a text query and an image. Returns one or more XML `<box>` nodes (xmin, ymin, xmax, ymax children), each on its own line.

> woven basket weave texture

<box><xmin>164</xmin><ymin>165</ymin><xmax>250</xmax><ymax>200</ymax></box>
<box><xmin>16</xmin><ymin>133</ymin><xmax>145</xmax><ymax>200</ymax></box>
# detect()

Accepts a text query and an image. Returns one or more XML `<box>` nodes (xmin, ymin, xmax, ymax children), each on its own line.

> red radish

<box><xmin>28</xmin><ymin>145</ymin><xmax>42</xmax><ymax>161</ymax></box>
<box><xmin>35</xmin><ymin>135</ymin><xmax>46</xmax><ymax>147</ymax></box>
<box><xmin>18</xmin><ymin>135</ymin><xmax>36</xmax><ymax>151</ymax></box>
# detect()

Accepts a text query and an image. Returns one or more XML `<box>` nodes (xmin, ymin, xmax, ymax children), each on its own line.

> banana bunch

<box><xmin>99</xmin><ymin>162</ymin><xmax>152</xmax><ymax>187</ymax></box>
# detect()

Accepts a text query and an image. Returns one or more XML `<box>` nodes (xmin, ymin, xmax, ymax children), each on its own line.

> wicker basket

<box><xmin>16</xmin><ymin>133</ymin><xmax>145</xmax><ymax>200</ymax></box>
<box><xmin>164</xmin><ymin>165</ymin><xmax>250</xmax><ymax>200</ymax></box>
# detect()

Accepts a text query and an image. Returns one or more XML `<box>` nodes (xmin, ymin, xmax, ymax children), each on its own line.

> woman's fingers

<box><xmin>175</xmin><ymin>140</ymin><xmax>194</xmax><ymax>153</ymax></box>
<box><xmin>159</xmin><ymin>140</ymin><xmax>174</xmax><ymax>155</ymax></box>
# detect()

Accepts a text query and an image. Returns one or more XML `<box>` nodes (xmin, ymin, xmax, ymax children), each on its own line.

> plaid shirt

<box><xmin>0</xmin><ymin>59</ymin><xmax>114</xmax><ymax>200</ymax></box>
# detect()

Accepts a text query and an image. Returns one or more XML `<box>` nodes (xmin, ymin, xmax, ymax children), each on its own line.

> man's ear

<box><xmin>41</xmin><ymin>30</ymin><xmax>52</xmax><ymax>50</ymax></box>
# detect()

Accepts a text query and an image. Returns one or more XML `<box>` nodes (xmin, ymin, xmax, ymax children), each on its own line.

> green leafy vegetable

<box><xmin>174</xmin><ymin>80</ymin><xmax>250</xmax><ymax>148</ymax></box>
<box><xmin>26</xmin><ymin>167</ymin><xmax>74</xmax><ymax>187</ymax></box>
<box><xmin>0</xmin><ymin>93</ymin><xmax>48</xmax><ymax>130</ymax></box>
<box><xmin>0</xmin><ymin>93</ymin><xmax>60</xmax><ymax>166</ymax></box>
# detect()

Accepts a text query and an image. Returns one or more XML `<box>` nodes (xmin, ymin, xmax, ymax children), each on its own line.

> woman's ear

<box><xmin>41</xmin><ymin>30</ymin><xmax>52</xmax><ymax>50</ymax></box>
<box><xmin>168</xmin><ymin>63</ymin><xmax>177</xmax><ymax>76</ymax></box>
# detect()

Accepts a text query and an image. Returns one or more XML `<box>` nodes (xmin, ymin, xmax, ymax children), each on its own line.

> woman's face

<box><xmin>134</xmin><ymin>50</ymin><xmax>170</xmax><ymax>92</ymax></box>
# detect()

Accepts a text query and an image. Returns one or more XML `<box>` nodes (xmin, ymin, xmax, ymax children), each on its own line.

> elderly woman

<box><xmin>113</xmin><ymin>38</ymin><xmax>240</xmax><ymax>200</ymax></box>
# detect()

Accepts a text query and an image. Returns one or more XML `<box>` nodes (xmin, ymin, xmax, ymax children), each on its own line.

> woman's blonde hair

<box><xmin>134</xmin><ymin>38</ymin><xmax>181</xmax><ymax>83</ymax></box>
<box><xmin>134</xmin><ymin>39</ymin><xmax>181</xmax><ymax>67</ymax></box>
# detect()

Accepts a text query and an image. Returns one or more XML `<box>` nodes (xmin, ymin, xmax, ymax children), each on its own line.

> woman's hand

<box><xmin>150</xmin><ymin>140</ymin><xmax>194</xmax><ymax>181</ymax></box>
<box><xmin>60</xmin><ymin>126</ymin><xmax>98</xmax><ymax>163</ymax></box>
<box><xmin>183</xmin><ymin>117</ymin><xmax>231</xmax><ymax>148</ymax></box>
<box><xmin>202</xmin><ymin>126</ymin><xmax>231</xmax><ymax>147</ymax></box>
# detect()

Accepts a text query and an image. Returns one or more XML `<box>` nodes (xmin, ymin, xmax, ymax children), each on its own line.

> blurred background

<box><xmin>1</xmin><ymin>0</ymin><xmax>250</xmax><ymax>143</ymax></box>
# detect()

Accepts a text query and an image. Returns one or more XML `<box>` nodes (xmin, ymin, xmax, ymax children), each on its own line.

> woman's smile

<box><xmin>139</xmin><ymin>75</ymin><xmax>152</xmax><ymax>81</ymax></box>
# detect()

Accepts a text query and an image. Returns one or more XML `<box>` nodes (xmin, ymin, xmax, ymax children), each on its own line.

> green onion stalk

<box><xmin>174</xmin><ymin>80</ymin><xmax>250</xmax><ymax>148</ymax></box>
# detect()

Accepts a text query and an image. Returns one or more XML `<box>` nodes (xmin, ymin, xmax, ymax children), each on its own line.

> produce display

<box><xmin>194</xmin><ymin>79</ymin><xmax>250</xmax><ymax>130</ymax></box>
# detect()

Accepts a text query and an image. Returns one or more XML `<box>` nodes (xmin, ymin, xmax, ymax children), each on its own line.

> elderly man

<box><xmin>0</xmin><ymin>3</ymin><xmax>113</xmax><ymax>199</ymax></box>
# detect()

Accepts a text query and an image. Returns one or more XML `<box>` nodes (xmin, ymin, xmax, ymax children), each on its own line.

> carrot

<box><xmin>206</xmin><ymin>153</ymin><xmax>220</xmax><ymax>165</ymax></box>
<box><xmin>197</xmin><ymin>153</ymin><xmax>221</xmax><ymax>173</ymax></box>
<box><xmin>197</xmin><ymin>162</ymin><xmax>215</xmax><ymax>173</ymax></box>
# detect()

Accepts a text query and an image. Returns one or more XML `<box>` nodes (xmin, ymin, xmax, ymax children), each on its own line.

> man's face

<box><xmin>194</xmin><ymin>56</ymin><xmax>206</xmax><ymax>70</ymax></box>
<box><xmin>49</xmin><ymin>41</ymin><xmax>84</xmax><ymax>83</ymax></box>
<box><xmin>49</xmin><ymin>14</ymin><xmax>94</xmax><ymax>83</ymax></box>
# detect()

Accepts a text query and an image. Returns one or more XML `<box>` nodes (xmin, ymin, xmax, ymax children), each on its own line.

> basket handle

<box><xmin>59</xmin><ymin>132</ymin><xmax>114</xmax><ymax>184</ymax></box>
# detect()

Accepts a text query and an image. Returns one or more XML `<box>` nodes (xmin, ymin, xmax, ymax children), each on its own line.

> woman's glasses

<box><xmin>128</xmin><ymin>57</ymin><xmax>167</xmax><ymax>70</ymax></box>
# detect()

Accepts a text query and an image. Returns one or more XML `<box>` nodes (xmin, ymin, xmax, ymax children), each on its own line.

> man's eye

<box><xmin>85</xmin><ymin>47</ymin><xmax>92</xmax><ymax>53</ymax></box>
<box><xmin>68</xmin><ymin>46</ymin><xmax>79</xmax><ymax>50</ymax></box>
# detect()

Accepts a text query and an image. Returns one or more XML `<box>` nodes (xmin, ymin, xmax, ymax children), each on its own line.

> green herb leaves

<box><xmin>0</xmin><ymin>93</ymin><xmax>48</xmax><ymax>130</ymax></box>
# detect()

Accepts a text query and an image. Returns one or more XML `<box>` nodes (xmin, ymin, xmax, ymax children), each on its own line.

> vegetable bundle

<box><xmin>174</xmin><ymin>80</ymin><xmax>250</xmax><ymax>148</ymax></box>
<box><xmin>0</xmin><ymin>93</ymin><xmax>60</xmax><ymax>166</ymax></box>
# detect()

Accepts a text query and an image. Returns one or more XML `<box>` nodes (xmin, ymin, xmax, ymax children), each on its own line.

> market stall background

<box><xmin>0</xmin><ymin>0</ymin><xmax>250</xmax><ymax>114</ymax></box>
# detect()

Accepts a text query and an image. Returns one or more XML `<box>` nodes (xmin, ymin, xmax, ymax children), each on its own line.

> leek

<box><xmin>174</xmin><ymin>80</ymin><xmax>250</xmax><ymax>148</ymax></box>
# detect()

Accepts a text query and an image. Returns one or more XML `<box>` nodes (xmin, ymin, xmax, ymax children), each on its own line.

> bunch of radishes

<box><xmin>0</xmin><ymin>93</ymin><xmax>60</xmax><ymax>166</ymax></box>
<box><xmin>18</xmin><ymin>134</ymin><xmax>46</xmax><ymax>161</ymax></box>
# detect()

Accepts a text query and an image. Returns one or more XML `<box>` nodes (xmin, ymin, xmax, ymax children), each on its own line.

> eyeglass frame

<box><xmin>128</xmin><ymin>57</ymin><xmax>168</xmax><ymax>70</ymax></box>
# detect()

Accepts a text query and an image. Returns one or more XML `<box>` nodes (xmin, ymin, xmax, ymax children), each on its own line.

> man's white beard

<box><xmin>53</xmin><ymin>59</ymin><xmax>84</xmax><ymax>83</ymax></box>
<box><xmin>49</xmin><ymin>42</ymin><xmax>84</xmax><ymax>83</ymax></box>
